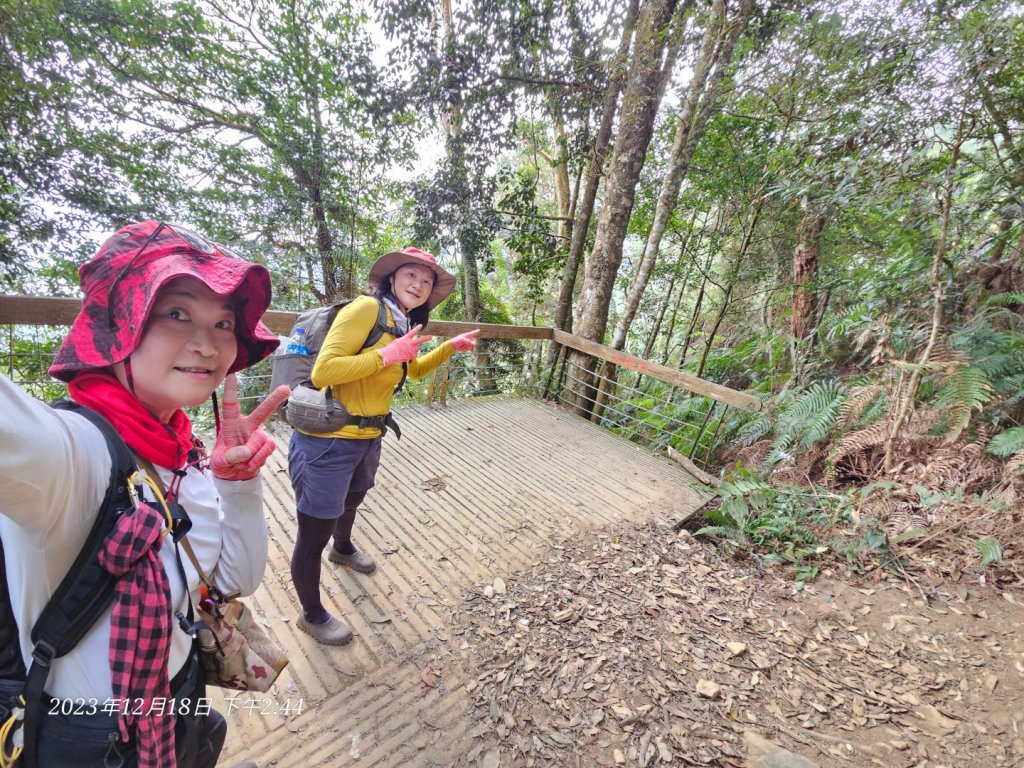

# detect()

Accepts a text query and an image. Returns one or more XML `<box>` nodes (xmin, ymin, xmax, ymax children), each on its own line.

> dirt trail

<box><xmin>454</xmin><ymin>522</ymin><xmax>1024</xmax><ymax>767</ymax></box>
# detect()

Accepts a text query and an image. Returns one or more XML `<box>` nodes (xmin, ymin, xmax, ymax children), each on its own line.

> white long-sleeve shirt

<box><xmin>0</xmin><ymin>374</ymin><xmax>269</xmax><ymax>700</ymax></box>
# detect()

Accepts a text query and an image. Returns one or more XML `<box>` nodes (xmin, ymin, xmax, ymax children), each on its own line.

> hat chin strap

<box><xmin>124</xmin><ymin>358</ymin><xmax>137</xmax><ymax>396</ymax></box>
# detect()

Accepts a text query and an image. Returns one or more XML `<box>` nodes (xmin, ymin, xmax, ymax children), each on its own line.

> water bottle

<box><xmin>286</xmin><ymin>326</ymin><xmax>309</xmax><ymax>355</ymax></box>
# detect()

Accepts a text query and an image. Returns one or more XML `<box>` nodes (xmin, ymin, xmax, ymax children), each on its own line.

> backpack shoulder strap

<box><xmin>17</xmin><ymin>400</ymin><xmax>137</xmax><ymax>768</ymax></box>
<box><xmin>364</xmin><ymin>299</ymin><xmax>408</xmax><ymax>394</ymax></box>
<box><xmin>363</xmin><ymin>298</ymin><xmax>399</xmax><ymax>349</ymax></box>
<box><xmin>0</xmin><ymin>538</ymin><xmax>25</xmax><ymax>680</ymax></box>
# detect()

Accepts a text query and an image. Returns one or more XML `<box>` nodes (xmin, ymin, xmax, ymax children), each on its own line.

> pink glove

<box><xmin>449</xmin><ymin>329</ymin><xmax>480</xmax><ymax>352</ymax></box>
<box><xmin>379</xmin><ymin>325</ymin><xmax>433</xmax><ymax>366</ymax></box>
<box><xmin>210</xmin><ymin>374</ymin><xmax>292</xmax><ymax>481</ymax></box>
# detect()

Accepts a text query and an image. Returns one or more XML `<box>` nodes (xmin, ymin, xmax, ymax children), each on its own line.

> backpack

<box><xmin>0</xmin><ymin>401</ymin><xmax>137</xmax><ymax>768</ymax></box>
<box><xmin>269</xmin><ymin>298</ymin><xmax>405</xmax><ymax>437</ymax></box>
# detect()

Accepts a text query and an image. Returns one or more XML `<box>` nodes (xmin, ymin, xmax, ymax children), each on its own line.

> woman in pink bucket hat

<box><xmin>1</xmin><ymin>220</ymin><xmax>288</xmax><ymax>768</ymax></box>
<box><xmin>286</xmin><ymin>247</ymin><xmax>479</xmax><ymax>645</ymax></box>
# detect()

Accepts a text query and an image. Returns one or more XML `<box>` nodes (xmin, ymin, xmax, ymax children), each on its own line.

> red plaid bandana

<box><xmin>97</xmin><ymin>501</ymin><xmax>175</xmax><ymax>768</ymax></box>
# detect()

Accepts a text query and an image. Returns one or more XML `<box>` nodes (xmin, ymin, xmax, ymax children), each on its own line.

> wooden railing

<box><xmin>0</xmin><ymin>295</ymin><xmax>760</xmax><ymax>413</ymax></box>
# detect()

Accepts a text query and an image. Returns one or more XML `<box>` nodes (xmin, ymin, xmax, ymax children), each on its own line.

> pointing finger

<box><xmin>244</xmin><ymin>385</ymin><xmax>291</xmax><ymax>430</ymax></box>
<box><xmin>222</xmin><ymin>373</ymin><xmax>239</xmax><ymax>403</ymax></box>
<box><xmin>220</xmin><ymin>373</ymin><xmax>242</xmax><ymax>420</ymax></box>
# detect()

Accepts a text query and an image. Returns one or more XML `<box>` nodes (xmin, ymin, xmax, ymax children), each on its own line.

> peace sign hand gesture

<box><xmin>210</xmin><ymin>374</ymin><xmax>292</xmax><ymax>481</ymax></box>
<box><xmin>379</xmin><ymin>325</ymin><xmax>433</xmax><ymax>366</ymax></box>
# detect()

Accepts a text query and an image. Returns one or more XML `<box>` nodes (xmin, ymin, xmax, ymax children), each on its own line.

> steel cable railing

<box><xmin>558</xmin><ymin>357</ymin><xmax>726</xmax><ymax>466</ymax></box>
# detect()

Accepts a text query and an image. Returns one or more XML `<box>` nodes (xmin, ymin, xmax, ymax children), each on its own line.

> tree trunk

<box><xmin>679</xmin><ymin>210</ymin><xmax>720</xmax><ymax>366</ymax></box>
<box><xmin>884</xmin><ymin>113</ymin><xmax>968</xmax><ymax>472</ymax></box>
<box><xmin>679</xmin><ymin>271</ymin><xmax>708</xmax><ymax>367</ymax></box>
<box><xmin>643</xmin><ymin>230</ymin><xmax>692</xmax><ymax>359</ymax></box>
<box><xmin>790</xmin><ymin>211</ymin><xmax>826</xmax><ymax>342</ymax></box>
<box><xmin>549</xmin><ymin>116</ymin><xmax>574</xmax><ymax>246</ymax></box>
<box><xmin>567</xmin><ymin>0</ymin><xmax>679</xmax><ymax>416</ymax></box>
<box><xmin>695</xmin><ymin>198</ymin><xmax>763</xmax><ymax>379</ymax></box>
<box><xmin>439</xmin><ymin>0</ymin><xmax>477</xmax><ymax>321</ymax></box>
<box><xmin>550</xmin><ymin>0</ymin><xmax>638</xmax><ymax>338</ymax></box>
<box><xmin>610</xmin><ymin>0</ymin><xmax>750</xmax><ymax>352</ymax></box>
<box><xmin>655</xmin><ymin>1</ymin><xmax>691</xmax><ymax>105</ymax></box>
<box><xmin>669</xmin><ymin>210</ymin><xmax>717</xmax><ymax>364</ymax></box>
<box><xmin>439</xmin><ymin>0</ymin><xmax>491</xmax><ymax>390</ymax></box>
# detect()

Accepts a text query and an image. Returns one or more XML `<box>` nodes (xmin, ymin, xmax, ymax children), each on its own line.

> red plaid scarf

<box><xmin>97</xmin><ymin>501</ymin><xmax>175</xmax><ymax>768</ymax></box>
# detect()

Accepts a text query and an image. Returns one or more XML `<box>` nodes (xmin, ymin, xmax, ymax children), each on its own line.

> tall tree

<box><xmin>552</xmin><ymin>0</ymin><xmax>639</xmax><ymax>336</ymax></box>
<box><xmin>5</xmin><ymin>0</ymin><xmax>413</xmax><ymax>304</ymax></box>
<box><xmin>567</xmin><ymin>0</ymin><xmax>680</xmax><ymax>415</ymax></box>
<box><xmin>611</xmin><ymin>0</ymin><xmax>753</xmax><ymax>352</ymax></box>
<box><xmin>0</xmin><ymin>0</ymin><xmax>140</xmax><ymax>282</ymax></box>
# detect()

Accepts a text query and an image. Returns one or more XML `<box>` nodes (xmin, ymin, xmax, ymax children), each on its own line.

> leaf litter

<box><xmin>446</xmin><ymin>521</ymin><xmax>1024</xmax><ymax>767</ymax></box>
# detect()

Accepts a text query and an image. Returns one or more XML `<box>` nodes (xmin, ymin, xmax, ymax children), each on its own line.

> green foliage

<box><xmin>695</xmin><ymin>466</ymin><xmax>843</xmax><ymax>576</ymax></box>
<box><xmin>972</xmin><ymin>537</ymin><xmax>1003</xmax><ymax>567</ymax></box>
<box><xmin>1</xmin><ymin>325</ymin><xmax>66</xmax><ymax>403</ymax></box>
<box><xmin>936</xmin><ymin>300</ymin><xmax>1024</xmax><ymax>447</ymax></box>
<box><xmin>836</xmin><ymin>385</ymin><xmax>888</xmax><ymax>430</ymax></box>
<box><xmin>986</xmin><ymin>427</ymin><xmax>1024</xmax><ymax>457</ymax></box>
<box><xmin>767</xmin><ymin>382</ymin><xmax>845</xmax><ymax>464</ymax></box>
<box><xmin>930</xmin><ymin>365</ymin><xmax>994</xmax><ymax>442</ymax></box>
<box><xmin>4</xmin><ymin>0</ymin><xmax>418</xmax><ymax>301</ymax></box>
<box><xmin>494</xmin><ymin>150</ymin><xmax>562</xmax><ymax>301</ymax></box>
<box><xmin>695</xmin><ymin>337</ymin><xmax>764</xmax><ymax>391</ymax></box>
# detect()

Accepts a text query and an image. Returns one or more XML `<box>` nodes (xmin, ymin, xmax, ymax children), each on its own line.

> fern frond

<box><xmin>987</xmin><ymin>427</ymin><xmax>1024</xmax><ymax>457</ymax></box>
<box><xmin>975</xmin><ymin>352</ymin><xmax>1023</xmax><ymax>380</ymax></box>
<box><xmin>836</xmin><ymin>385</ymin><xmax>886</xmax><ymax>431</ymax></box>
<box><xmin>932</xmin><ymin>365</ymin><xmax>993</xmax><ymax>414</ymax></box>
<box><xmin>973</xmin><ymin>537</ymin><xmax>1003</xmax><ymax>566</ymax></box>
<box><xmin>1001</xmin><ymin>375</ymin><xmax>1024</xmax><ymax>408</ymax></box>
<box><xmin>984</xmin><ymin>292</ymin><xmax>1024</xmax><ymax>308</ymax></box>
<box><xmin>858</xmin><ymin>394</ymin><xmax>888</xmax><ymax>427</ymax></box>
<box><xmin>937</xmin><ymin>404</ymin><xmax>972</xmax><ymax>444</ymax></box>
<box><xmin>770</xmin><ymin>382</ymin><xmax>845</xmax><ymax>461</ymax></box>
<box><xmin>786</xmin><ymin>382</ymin><xmax>846</xmax><ymax>422</ymax></box>
<box><xmin>694</xmin><ymin>525</ymin><xmax>744</xmax><ymax>542</ymax></box>
<box><xmin>796</xmin><ymin>402</ymin><xmax>842</xmax><ymax>452</ymax></box>
<box><xmin>736</xmin><ymin>415</ymin><xmax>774</xmax><ymax>447</ymax></box>
<box><xmin>826</xmin><ymin>422</ymin><xmax>889</xmax><ymax>467</ymax></box>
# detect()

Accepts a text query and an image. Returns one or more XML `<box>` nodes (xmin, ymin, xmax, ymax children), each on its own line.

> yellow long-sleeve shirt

<box><xmin>306</xmin><ymin>295</ymin><xmax>455</xmax><ymax>439</ymax></box>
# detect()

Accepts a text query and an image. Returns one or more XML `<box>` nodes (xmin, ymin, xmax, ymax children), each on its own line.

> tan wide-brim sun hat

<box><xmin>368</xmin><ymin>247</ymin><xmax>457</xmax><ymax>311</ymax></box>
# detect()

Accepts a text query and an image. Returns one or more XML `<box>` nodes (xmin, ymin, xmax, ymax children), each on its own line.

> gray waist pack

<box><xmin>285</xmin><ymin>385</ymin><xmax>399</xmax><ymax>437</ymax></box>
<box><xmin>268</xmin><ymin>298</ymin><xmax>407</xmax><ymax>436</ymax></box>
<box><xmin>285</xmin><ymin>384</ymin><xmax>356</xmax><ymax>433</ymax></box>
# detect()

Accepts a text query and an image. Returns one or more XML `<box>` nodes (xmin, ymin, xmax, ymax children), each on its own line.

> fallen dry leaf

<box><xmin>696</xmin><ymin>679</ymin><xmax>721</xmax><ymax>699</ymax></box>
<box><xmin>420</xmin><ymin>667</ymin><xmax>437</xmax><ymax>688</ymax></box>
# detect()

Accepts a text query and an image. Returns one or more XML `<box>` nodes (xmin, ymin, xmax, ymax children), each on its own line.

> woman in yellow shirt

<box><xmin>288</xmin><ymin>247</ymin><xmax>479</xmax><ymax>645</ymax></box>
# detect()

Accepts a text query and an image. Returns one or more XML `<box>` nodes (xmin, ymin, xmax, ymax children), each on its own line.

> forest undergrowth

<box><xmin>698</xmin><ymin>395</ymin><xmax>1024</xmax><ymax>597</ymax></box>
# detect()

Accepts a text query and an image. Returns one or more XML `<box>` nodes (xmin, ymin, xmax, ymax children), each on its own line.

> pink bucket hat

<box><xmin>50</xmin><ymin>220</ymin><xmax>279</xmax><ymax>382</ymax></box>
<box><xmin>368</xmin><ymin>247</ymin><xmax>457</xmax><ymax>310</ymax></box>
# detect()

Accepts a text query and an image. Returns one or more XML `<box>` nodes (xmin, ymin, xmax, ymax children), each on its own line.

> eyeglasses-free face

<box><xmin>114</xmin><ymin>276</ymin><xmax>239</xmax><ymax>421</ymax></box>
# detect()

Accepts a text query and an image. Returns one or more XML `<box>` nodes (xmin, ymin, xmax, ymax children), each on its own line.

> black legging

<box><xmin>291</xmin><ymin>490</ymin><xmax>367</xmax><ymax>623</ymax></box>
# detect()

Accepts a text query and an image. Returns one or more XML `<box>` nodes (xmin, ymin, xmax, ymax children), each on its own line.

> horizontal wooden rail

<box><xmin>553</xmin><ymin>329</ymin><xmax>761</xmax><ymax>412</ymax></box>
<box><xmin>1</xmin><ymin>295</ymin><xmax>759</xmax><ymax>411</ymax></box>
<box><xmin>0</xmin><ymin>296</ymin><xmax>553</xmax><ymax>340</ymax></box>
